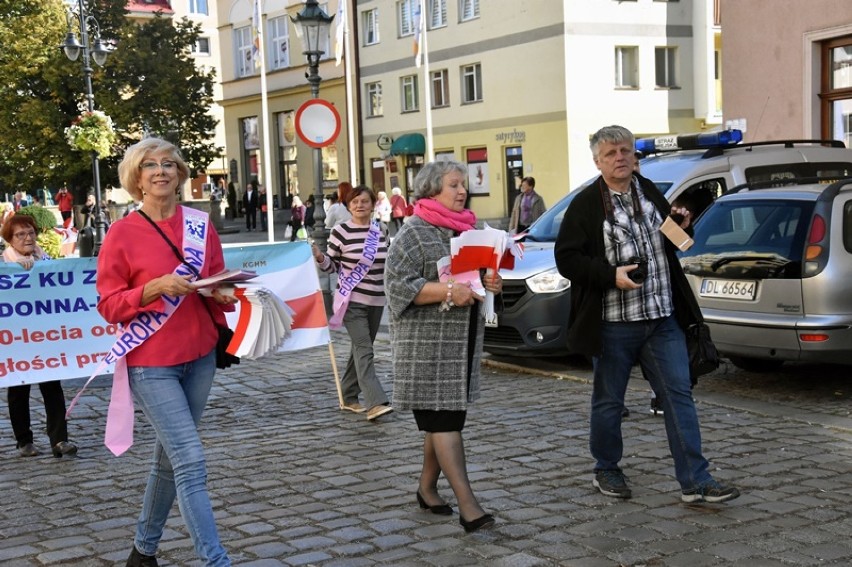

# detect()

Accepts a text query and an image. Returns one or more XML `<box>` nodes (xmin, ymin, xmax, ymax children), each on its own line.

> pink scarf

<box><xmin>413</xmin><ymin>198</ymin><xmax>477</xmax><ymax>233</ymax></box>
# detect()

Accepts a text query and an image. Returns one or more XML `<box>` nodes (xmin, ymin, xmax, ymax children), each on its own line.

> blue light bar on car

<box><xmin>635</xmin><ymin>129</ymin><xmax>743</xmax><ymax>153</ymax></box>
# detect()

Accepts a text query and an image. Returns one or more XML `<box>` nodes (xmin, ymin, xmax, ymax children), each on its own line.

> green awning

<box><xmin>389</xmin><ymin>133</ymin><xmax>426</xmax><ymax>156</ymax></box>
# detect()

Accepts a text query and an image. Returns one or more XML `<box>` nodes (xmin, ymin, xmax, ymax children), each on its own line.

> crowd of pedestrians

<box><xmin>4</xmin><ymin>124</ymin><xmax>741</xmax><ymax>567</ymax></box>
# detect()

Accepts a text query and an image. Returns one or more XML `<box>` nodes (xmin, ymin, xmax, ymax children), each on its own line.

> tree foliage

<box><xmin>0</xmin><ymin>0</ymin><xmax>219</xmax><ymax>197</ymax></box>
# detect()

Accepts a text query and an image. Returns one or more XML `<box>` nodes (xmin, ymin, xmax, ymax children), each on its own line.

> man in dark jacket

<box><xmin>554</xmin><ymin>125</ymin><xmax>739</xmax><ymax>504</ymax></box>
<box><xmin>242</xmin><ymin>182</ymin><xmax>258</xmax><ymax>231</ymax></box>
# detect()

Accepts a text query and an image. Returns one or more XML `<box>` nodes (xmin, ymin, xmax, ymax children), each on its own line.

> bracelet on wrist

<box><xmin>439</xmin><ymin>281</ymin><xmax>455</xmax><ymax>312</ymax></box>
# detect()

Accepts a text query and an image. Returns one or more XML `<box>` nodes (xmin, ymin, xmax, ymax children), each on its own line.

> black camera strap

<box><xmin>598</xmin><ymin>177</ymin><xmax>649</xmax><ymax>267</ymax></box>
<box><xmin>598</xmin><ymin>177</ymin><xmax>643</xmax><ymax>226</ymax></box>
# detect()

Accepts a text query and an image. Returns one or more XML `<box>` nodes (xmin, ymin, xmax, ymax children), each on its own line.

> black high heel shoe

<box><xmin>459</xmin><ymin>513</ymin><xmax>495</xmax><ymax>533</ymax></box>
<box><xmin>416</xmin><ymin>490</ymin><xmax>453</xmax><ymax>516</ymax></box>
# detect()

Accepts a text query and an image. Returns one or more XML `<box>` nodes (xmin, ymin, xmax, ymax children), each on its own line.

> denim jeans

<box><xmin>591</xmin><ymin>314</ymin><xmax>711</xmax><ymax>491</ymax></box>
<box><xmin>128</xmin><ymin>349</ymin><xmax>230</xmax><ymax>566</ymax></box>
<box><xmin>341</xmin><ymin>303</ymin><xmax>389</xmax><ymax>409</ymax></box>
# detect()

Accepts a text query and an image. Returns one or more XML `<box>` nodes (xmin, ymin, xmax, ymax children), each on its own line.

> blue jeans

<box><xmin>591</xmin><ymin>314</ymin><xmax>711</xmax><ymax>491</ymax></box>
<box><xmin>341</xmin><ymin>303</ymin><xmax>389</xmax><ymax>409</ymax></box>
<box><xmin>128</xmin><ymin>350</ymin><xmax>230</xmax><ymax>566</ymax></box>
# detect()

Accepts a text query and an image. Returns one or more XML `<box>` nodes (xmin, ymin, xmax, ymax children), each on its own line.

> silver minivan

<box><xmin>679</xmin><ymin>179</ymin><xmax>852</xmax><ymax>370</ymax></box>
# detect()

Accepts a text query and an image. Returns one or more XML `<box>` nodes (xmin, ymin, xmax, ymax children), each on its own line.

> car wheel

<box><xmin>728</xmin><ymin>356</ymin><xmax>784</xmax><ymax>372</ymax></box>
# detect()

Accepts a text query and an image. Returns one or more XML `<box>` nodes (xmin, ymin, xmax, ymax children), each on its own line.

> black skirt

<box><xmin>412</xmin><ymin>409</ymin><xmax>467</xmax><ymax>432</ymax></box>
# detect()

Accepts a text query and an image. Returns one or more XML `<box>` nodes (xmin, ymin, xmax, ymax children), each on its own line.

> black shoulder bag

<box><xmin>137</xmin><ymin>210</ymin><xmax>240</xmax><ymax>369</ymax></box>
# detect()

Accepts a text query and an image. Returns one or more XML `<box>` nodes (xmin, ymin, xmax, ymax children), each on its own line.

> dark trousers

<box><xmin>245</xmin><ymin>206</ymin><xmax>257</xmax><ymax>230</ymax></box>
<box><xmin>289</xmin><ymin>220</ymin><xmax>302</xmax><ymax>241</ymax></box>
<box><xmin>8</xmin><ymin>381</ymin><xmax>69</xmax><ymax>448</ymax></box>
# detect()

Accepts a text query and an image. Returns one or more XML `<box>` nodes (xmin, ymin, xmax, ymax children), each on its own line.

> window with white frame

<box><xmin>363</xmin><ymin>8</ymin><xmax>379</xmax><ymax>45</ymax></box>
<box><xmin>429</xmin><ymin>0</ymin><xmax>447</xmax><ymax>29</ymax></box>
<box><xmin>431</xmin><ymin>69</ymin><xmax>449</xmax><ymax>107</ymax></box>
<box><xmin>459</xmin><ymin>0</ymin><xmax>479</xmax><ymax>21</ymax></box>
<box><xmin>461</xmin><ymin>63</ymin><xmax>482</xmax><ymax>103</ymax></box>
<box><xmin>401</xmin><ymin>75</ymin><xmax>419</xmax><ymax>112</ymax></box>
<box><xmin>614</xmin><ymin>46</ymin><xmax>638</xmax><ymax>88</ymax></box>
<box><xmin>189</xmin><ymin>0</ymin><xmax>208</xmax><ymax>15</ymax></box>
<box><xmin>269</xmin><ymin>16</ymin><xmax>290</xmax><ymax>70</ymax></box>
<box><xmin>191</xmin><ymin>37</ymin><xmax>210</xmax><ymax>55</ymax></box>
<box><xmin>235</xmin><ymin>26</ymin><xmax>255</xmax><ymax>78</ymax></box>
<box><xmin>655</xmin><ymin>46</ymin><xmax>678</xmax><ymax>88</ymax></box>
<box><xmin>399</xmin><ymin>0</ymin><xmax>415</xmax><ymax>37</ymax></box>
<box><xmin>366</xmin><ymin>82</ymin><xmax>383</xmax><ymax>117</ymax></box>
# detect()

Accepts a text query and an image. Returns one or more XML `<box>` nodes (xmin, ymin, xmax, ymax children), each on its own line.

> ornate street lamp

<box><xmin>291</xmin><ymin>0</ymin><xmax>334</xmax><ymax>252</ymax></box>
<box><xmin>60</xmin><ymin>0</ymin><xmax>114</xmax><ymax>256</ymax></box>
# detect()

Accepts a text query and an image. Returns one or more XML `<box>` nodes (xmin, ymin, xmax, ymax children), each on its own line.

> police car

<box><xmin>484</xmin><ymin>130</ymin><xmax>852</xmax><ymax>357</ymax></box>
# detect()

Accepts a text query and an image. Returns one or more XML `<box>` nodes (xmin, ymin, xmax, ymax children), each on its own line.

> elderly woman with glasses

<box><xmin>96</xmin><ymin>137</ymin><xmax>236</xmax><ymax>567</ymax></box>
<box><xmin>2</xmin><ymin>214</ymin><xmax>78</xmax><ymax>459</ymax></box>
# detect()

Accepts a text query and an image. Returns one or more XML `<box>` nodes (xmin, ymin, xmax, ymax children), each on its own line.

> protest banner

<box><xmin>0</xmin><ymin>241</ymin><xmax>328</xmax><ymax>387</ymax></box>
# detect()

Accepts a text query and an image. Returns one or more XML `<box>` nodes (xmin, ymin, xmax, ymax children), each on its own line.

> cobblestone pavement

<box><xmin>4</xmin><ymin>221</ymin><xmax>851</xmax><ymax>566</ymax></box>
<box><xmin>2</xmin><ymin>327</ymin><xmax>851</xmax><ymax>567</ymax></box>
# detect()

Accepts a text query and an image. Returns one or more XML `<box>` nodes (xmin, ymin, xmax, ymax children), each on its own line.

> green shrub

<box><xmin>17</xmin><ymin>205</ymin><xmax>59</xmax><ymax>232</ymax></box>
<box><xmin>37</xmin><ymin>230</ymin><xmax>62</xmax><ymax>259</ymax></box>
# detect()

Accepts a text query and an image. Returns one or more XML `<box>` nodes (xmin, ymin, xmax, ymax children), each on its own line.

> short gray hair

<box><xmin>590</xmin><ymin>125</ymin><xmax>635</xmax><ymax>159</ymax></box>
<box><xmin>412</xmin><ymin>160</ymin><xmax>467</xmax><ymax>200</ymax></box>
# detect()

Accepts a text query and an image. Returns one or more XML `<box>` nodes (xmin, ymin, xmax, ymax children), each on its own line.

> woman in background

<box><xmin>2</xmin><ymin>214</ymin><xmax>78</xmax><ymax>459</ymax></box>
<box><xmin>313</xmin><ymin>185</ymin><xmax>392</xmax><ymax>421</ymax></box>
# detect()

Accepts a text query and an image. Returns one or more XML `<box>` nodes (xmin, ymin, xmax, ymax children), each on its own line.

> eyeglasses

<box><xmin>139</xmin><ymin>160</ymin><xmax>177</xmax><ymax>172</ymax></box>
<box><xmin>12</xmin><ymin>230</ymin><xmax>36</xmax><ymax>240</ymax></box>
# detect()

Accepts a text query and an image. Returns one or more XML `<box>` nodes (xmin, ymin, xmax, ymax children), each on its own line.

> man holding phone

<box><xmin>554</xmin><ymin>125</ymin><xmax>739</xmax><ymax>504</ymax></box>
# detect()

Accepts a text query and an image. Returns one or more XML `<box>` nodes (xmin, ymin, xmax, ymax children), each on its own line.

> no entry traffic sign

<box><xmin>295</xmin><ymin>99</ymin><xmax>341</xmax><ymax>148</ymax></box>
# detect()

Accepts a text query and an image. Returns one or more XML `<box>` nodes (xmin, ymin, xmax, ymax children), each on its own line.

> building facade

<box><xmin>216</xmin><ymin>0</ymin><xmax>348</xmax><ymax>213</ymax></box>
<box><xmin>720</xmin><ymin>0</ymin><xmax>852</xmax><ymax>145</ymax></box>
<box><xmin>356</xmin><ymin>0</ymin><xmax>721</xmax><ymax>223</ymax></box>
<box><xmin>209</xmin><ymin>0</ymin><xmax>720</xmax><ymax>221</ymax></box>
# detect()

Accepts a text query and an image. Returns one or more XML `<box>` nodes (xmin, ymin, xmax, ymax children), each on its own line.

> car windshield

<box><xmin>524</xmin><ymin>191</ymin><xmax>578</xmax><ymax>242</ymax></box>
<box><xmin>680</xmin><ymin>199</ymin><xmax>815</xmax><ymax>278</ymax></box>
<box><xmin>524</xmin><ymin>178</ymin><xmax>671</xmax><ymax>243</ymax></box>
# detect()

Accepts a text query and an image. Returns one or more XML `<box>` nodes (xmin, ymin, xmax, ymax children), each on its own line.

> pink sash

<box><xmin>66</xmin><ymin>206</ymin><xmax>209</xmax><ymax>456</ymax></box>
<box><xmin>328</xmin><ymin>220</ymin><xmax>382</xmax><ymax>330</ymax></box>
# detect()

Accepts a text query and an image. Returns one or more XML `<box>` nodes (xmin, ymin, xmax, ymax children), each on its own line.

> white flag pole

<box><xmin>419</xmin><ymin>0</ymin><xmax>434</xmax><ymax>161</ymax></box>
<box><xmin>254</xmin><ymin>0</ymin><xmax>275</xmax><ymax>242</ymax></box>
<box><xmin>343</xmin><ymin>3</ymin><xmax>359</xmax><ymax>184</ymax></box>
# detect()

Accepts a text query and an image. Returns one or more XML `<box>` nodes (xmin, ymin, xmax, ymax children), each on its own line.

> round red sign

<box><xmin>295</xmin><ymin>99</ymin><xmax>341</xmax><ymax>149</ymax></box>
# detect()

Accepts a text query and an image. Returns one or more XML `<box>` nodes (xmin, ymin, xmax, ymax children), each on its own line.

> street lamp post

<box><xmin>291</xmin><ymin>0</ymin><xmax>334</xmax><ymax>253</ymax></box>
<box><xmin>60</xmin><ymin>0</ymin><xmax>113</xmax><ymax>256</ymax></box>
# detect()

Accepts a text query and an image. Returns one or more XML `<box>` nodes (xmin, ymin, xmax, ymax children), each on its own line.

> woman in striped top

<box><xmin>313</xmin><ymin>186</ymin><xmax>393</xmax><ymax>421</ymax></box>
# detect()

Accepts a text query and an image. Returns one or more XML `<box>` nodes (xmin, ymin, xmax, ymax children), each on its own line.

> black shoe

<box><xmin>621</xmin><ymin>406</ymin><xmax>630</xmax><ymax>418</ymax></box>
<box><xmin>52</xmin><ymin>441</ymin><xmax>78</xmax><ymax>458</ymax></box>
<box><xmin>19</xmin><ymin>443</ymin><xmax>39</xmax><ymax>457</ymax></box>
<box><xmin>593</xmin><ymin>470</ymin><xmax>632</xmax><ymax>499</ymax></box>
<box><xmin>126</xmin><ymin>546</ymin><xmax>159</xmax><ymax>567</ymax></box>
<box><xmin>650</xmin><ymin>397</ymin><xmax>664</xmax><ymax>416</ymax></box>
<box><xmin>416</xmin><ymin>490</ymin><xmax>453</xmax><ymax>516</ymax></box>
<box><xmin>460</xmin><ymin>513</ymin><xmax>495</xmax><ymax>533</ymax></box>
<box><xmin>682</xmin><ymin>479</ymin><xmax>741</xmax><ymax>503</ymax></box>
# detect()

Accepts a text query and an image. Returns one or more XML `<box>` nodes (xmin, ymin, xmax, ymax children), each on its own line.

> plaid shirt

<box><xmin>602</xmin><ymin>178</ymin><xmax>673</xmax><ymax>322</ymax></box>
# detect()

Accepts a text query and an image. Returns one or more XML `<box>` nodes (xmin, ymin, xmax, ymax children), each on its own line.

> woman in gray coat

<box><xmin>385</xmin><ymin>160</ymin><xmax>503</xmax><ymax>533</ymax></box>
